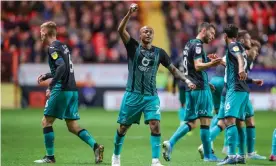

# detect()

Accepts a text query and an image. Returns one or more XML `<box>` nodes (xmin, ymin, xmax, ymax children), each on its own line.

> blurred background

<box><xmin>1</xmin><ymin>1</ymin><xmax>276</xmax><ymax>110</ymax></box>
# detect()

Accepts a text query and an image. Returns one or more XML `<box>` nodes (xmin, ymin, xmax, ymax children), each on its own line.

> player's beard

<box><xmin>244</xmin><ymin>44</ymin><xmax>251</xmax><ymax>50</ymax></box>
<box><xmin>202</xmin><ymin>35</ymin><xmax>210</xmax><ymax>44</ymax></box>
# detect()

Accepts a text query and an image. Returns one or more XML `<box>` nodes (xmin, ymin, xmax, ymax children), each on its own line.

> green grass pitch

<box><xmin>2</xmin><ymin>108</ymin><xmax>276</xmax><ymax>166</ymax></box>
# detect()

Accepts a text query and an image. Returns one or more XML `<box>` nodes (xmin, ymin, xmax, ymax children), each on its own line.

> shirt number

<box><xmin>68</xmin><ymin>54</ymin><xmax>74</xmax><ymax>73</ymax></box>
<box><xmin>182</xmin><ymin>56</ymin><xmax>188</xmax><ymax>75</ymax></box>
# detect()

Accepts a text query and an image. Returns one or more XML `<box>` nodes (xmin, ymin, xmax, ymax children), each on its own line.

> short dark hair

<box><xmin>224</xmin><ymin>24</ymin><xmax>239</xmax><ymax>38</ymax></box>
<box><xmin>197</xmin><ymin>22</ymin><xmax>216</xmax><ymax>33</ymax></box>
<box><xmin>251</xmin><ymin>39</ymin><xmax>261</xmax><ymax>49</ymax></box>
<box><xmin>238</xmin><ymin>30</ymin><xmax>249</xmax><ymax>40</ymax></box>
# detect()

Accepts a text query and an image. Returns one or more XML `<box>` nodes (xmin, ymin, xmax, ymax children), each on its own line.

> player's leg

<box><xmin>64</xmin><ymin>91</ymin><xmax>104</xmax><ymax>163</ymax></box>
<box><xmin>210</xmin><ymin>95</ymin><xmax>226</xmax><ymax>142</ymax></box>
<box><xmin>149</xmin><ymin>120</ymin><xmax>163</xmax><ymax>166</ymax></box>
<box><xmin>199</xmin><ymin>119</ymin><xmax>226</xmax><ymax>159</ymax></box>
<box><xmin>162</xmin><ymin>91</ymin><xmax>196</xmax><ymax>162</ymax></box>
<box><xmin>199</xmin><ymin>117</ymin><xmax>213</xmax><ymax>161</ymax></box>
<box><xmin>112</xmin><ymin>91</ymin><xmax>143</xmax><ymax>166</ymax></box>
<box><xmin>217</xmin><ymin>117</ymin><xmax>238</xmax><ymax>165</ymax></box>
<box><xmin>210</xmin><ymin>77</ymin><xmax>224</xmax><ymax>129</ymax></box>
<box><xmin>245</xmin><ymin>100</ymin><xmax>266</xmax><ymax>159</ymax></box>
<box><xmin>269</xmin><ymin>129</ymin><xmax>276</xmax><ymax>161</ymax></box>
<box><xmin>198</xmin><ymin>93</ymin><xmax>226</xmax><ymax>158</ymax></box>
<box><xmin>197</xmin><ymin>89</ymin><xmax>220</xmax><ymax>161</ymax></box>
<box><xmin>236</xmin><ymin>119</ymin><xmax>246</xmax><ymax>164</ymax></box>
<box><xmin>34</xmin><ymin>116</ymin><xmax>56</xmax><ymax>163</ymax></box>
<box><xmin>34</xmin><ymin>89</ymin><xmax>64</xmax><ymax>163</ymax></box>
<box><xmin>143</xmin><ymin>95</ymin><xmax>163</xmax><ymax>166</ymax></box>
<box><xmin>218</xmin><ymin>91</ymin><xmax>248</xmax><ymax>165</ymax></box>
<box><xmin>114</xmin><ymin>124</ymin><xmax>131</xmax><ymax>156</ymax></box>
<box><xmin>178</xmin><ymin>88</ymin><xmax>186</xmax><ymax>126</ymax></box>
<box><xmin>65</xmin><ymin>119</ymin><xmax>104</xmax><ymax>163</ymax></box>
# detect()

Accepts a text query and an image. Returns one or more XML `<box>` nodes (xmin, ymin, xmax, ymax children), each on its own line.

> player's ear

<box><xmin>240</xmin><ymin>38</ymin><xmax>244</xmax><ymax>44</ymax></box>
<box><xmin>202</xmin><ymin>28</ymin><xmax>207</xmax><ymax>35</ymax></box>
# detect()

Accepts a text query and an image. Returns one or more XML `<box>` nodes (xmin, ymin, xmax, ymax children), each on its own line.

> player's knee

<box><xmin>225</xmin><ymin>117</ymin><xmax>236</xmax><ymax>126</ymax></box>
<box><xmin>149</xmin><ymin>120</ymin><xmax>160</xmax><ymax>134</ymax></box>
<box><xmin>217</xmin><ymin>120</ymin><xmax>226</xmax><ymax>129</ymax></box>
<box><xmin>187</xmin><ymin>121</ymin><xmax>197</xmax><ymax>130</ymax></box>
<box><xmin>245</xmin><ymin>117</ymin><xmax>255</xmax><ymax>126</ymax></box>
<box><xmin>118</xmin><ymin>124</ymin><xmax>131</xmax><ymax>135</ymax></box>
<box><xmin>236</xmin><ymin>119</ymin><xmax>245</xmax><ymax>128</ymax></box>
<box><xmin>66</xmin><ymin>120</ymin><xmax>81</xmax><ymax>134</ymax></box>
<box><xmin>67</xmin><ymin>127</ymin><xmax>77</xmax><ymax>134</ymax></box>
<box><xmin>41</xmin><ymin>116</ymin><xmax>54</xmax><ymax>128</ymax></box>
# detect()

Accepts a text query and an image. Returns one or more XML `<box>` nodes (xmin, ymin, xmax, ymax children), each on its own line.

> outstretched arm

<box><xmin>194</xmin><ymin>58</ymin><xmax>222</xmax><ymax>71</ymax></box>
<box><xmin>168</xmin><ymin>64</ymin><xmax>196</xmax><ymax>90</ymax></box>
<box><xmin>117</xmin><ymin>3</ymin><xmax>138</xmax><ymax>44</ymax></box>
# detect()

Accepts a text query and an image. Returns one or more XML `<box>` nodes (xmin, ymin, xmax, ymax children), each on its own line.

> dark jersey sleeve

<box><xmin>229</xmin><ymin>43</ymin><xmax>242</xmax><ymax>57</ymax></box>
<box><xmin>48</xmin><ymin>46</ymin><xmax>66</xmax><ymax>90</ymax></box>
<box><xmin>159</xmin><ymin>48</ymin><xmax>171</xmax><ymax>68</ymax></box>
<box><xmin>124</xmin><ymin>37</ymin><xmax>139</xmax><ymax>60</ymax></box>
<box><xmin>193</xmin><ymin>43</ymin><xmax>204</xmax><ymax>60</ymax></box>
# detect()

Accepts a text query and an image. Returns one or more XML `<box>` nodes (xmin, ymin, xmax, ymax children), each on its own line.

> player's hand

<box><xmin>239</xmin><ymin>71</ymin><xmax>247</xmax><ymax>81</ymax></box>
<box><xmin>46</xmin><ymin>89</ymin><xmax>51</xmax><ymax>99</ymax></box>
<box><xmin>188</xmin><ymin>82</ymin><xmax>196</xmax><ymax>90</ymax></box>
<box><xmin>253</xmin><ymin>79</ymin><xmax>264</xmax><ymax>86</ymax></box>
<box><xmin>37</xmin><ymin>74</ymin><xmax>47</xmax><ymax>84</ymax></box>
<box><xmin>209</xmin><ymin>83</ymin><xmax>216</xmax><ymax>91</ymax></box>
<box><xmin>129</xmin><ymin>3</ymin><xmax>138</xmax><ymax>14</ymax></box>
<box><xmin>186</xmin><ymin>80</ymin><xmax>196</xmax><ymax>90</ymax></box>
<box><xmin>207</xmin><ymin>53</ymin><xmax>218</xmax><ymax>60</ymax></box>
<box><xmin>172</xmin><ymin>88</ymin><xmax>176</xmax><ymax>95</ymax></box>
<box><xmin>210</xmin><ymin>58</ymin><xmax>222</xmax><ymax>67</ymax></box>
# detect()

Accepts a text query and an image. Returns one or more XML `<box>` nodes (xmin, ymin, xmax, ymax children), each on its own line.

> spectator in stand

<box><xmin>162</xmin><ymin>1</ymin><xmax>276</xmax><ymax>68</ymax></box>
<box><xmin>1</xmin><ymin>1</ymin><xmax>140</xmax><ymax>64</ymax></box>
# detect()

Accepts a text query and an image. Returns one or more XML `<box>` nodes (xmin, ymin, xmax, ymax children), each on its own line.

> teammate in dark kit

<box><xmin>163</xmin><ymin>22</ymin><xmax>222</xmax><ymax>162</ymax></box>
<box><xmin>35</xmin><ymin>21</ymin><xmax>104</xmax><ymax>164</ymax></box>
<box><xmin>111</xmin><ymin>4</ymin><xmax>196</xmax><ymax>166</ymax></box>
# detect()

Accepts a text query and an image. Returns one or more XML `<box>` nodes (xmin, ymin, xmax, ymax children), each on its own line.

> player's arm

<box><xmin>193</xmin><ymin>45</ymin><xmax>222</xmax><ymax>71</ymax></box>
<box><xmin>168</xmin><ymin>64</ymin><xmax>195</xmax><ymax>89</ymax></box>
<box><xmin>172</xmin><ymin>58</ymin><xmax>181</xmax><ymax>93</ymax></box>
<box><xmin>37</xmin><ymin>73</ymin><xmax>53</xmax><ymax>84</ymax></box>
<box><xmin>246</xmin><ymin>77</ymin><xmax>264</xmax><ymax>86</ymax></box>
<box><xmin>49</xmin><ymin>58</ymin><xmax>66</xmax><ymax>90</ymax></box>
<box><xmin>48</xmin><ymin>50</ymin><xmax>66</xmax><ymax>91</ymax></box>
<box><xmin>117</xmin><ymin>3</ymin><xmax>138</xmax><ymax>44</ymax></box>
<box><xmin>194</xmin><ymin>58</ymin><xmax>222</xmax><ymax>71</ymax></box>
<box><xmin>160</xmin><ymin>49</ymin><xmax>196</xmax><ymax>89</ymax></box>
<box><xmin>208</xmin><ymin>54</ymin><xmax>226</xmax><ymax>67</ymax></box>
<box><xmin>231</xmin><ymin>45</ymin><xmax>247</xmax><ymax>80</ymax></box>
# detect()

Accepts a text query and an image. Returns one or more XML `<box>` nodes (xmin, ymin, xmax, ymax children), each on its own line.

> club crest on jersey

<box><xmin>196</xmin><ymin>47</ymin><xmax>202</xmax><ymax>54</ymax></box>
<box><xmin>138</xmin><ymin>57</ymin><xmax>151</xmax><ymax>72</ymax></box>
<box><xmin>138</xmin><ymin>52</ymin><xmax>154</xmax><ymax>72</ymax></box>
<box><xmin>51</xmin><ymin>52</ymin><xmax>58</xmax><ymax>60</ymax></box>
<box><xmin>233</xmin><ymin>46</ymin><xmax>239</xmax><ymax>52</ymax></box>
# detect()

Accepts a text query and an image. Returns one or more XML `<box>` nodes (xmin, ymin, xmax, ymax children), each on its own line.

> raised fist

<box><xmin>129</xmin><ymin>3</ymin><xmax>138</xmax><ymax>13</ymax></box>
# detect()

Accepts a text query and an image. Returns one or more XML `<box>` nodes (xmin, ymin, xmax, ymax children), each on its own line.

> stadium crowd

<box><xmin>1</xmin><ymin>1</ymin><xmax>140</xmax><ymax>64</ymax></box>
<box><xmin>163</xmin><ymin>1</ymin><xmax>276</xmax><ymax>68</ymax></box>
<box><xmin>1</xmin><ymin>1</ymin><xmax>276</xmax><ymax>68</ymax></box>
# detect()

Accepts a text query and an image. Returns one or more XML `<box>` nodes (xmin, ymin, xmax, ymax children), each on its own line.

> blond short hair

<box><xmin>40</xmin><ymin>21</ymin><xmax>57</xmax><ymax>37</ymax></box>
